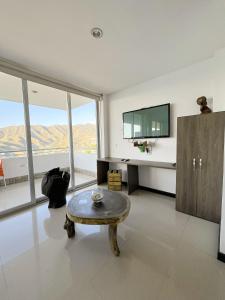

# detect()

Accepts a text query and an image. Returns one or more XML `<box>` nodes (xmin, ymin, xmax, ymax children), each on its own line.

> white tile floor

<box><xmin>0</xmin><ymin>186</ymin><xmax>225</xmax><ymax>300</ymax></box>
<box><xmin>0</xmin><ymin>172</ymin><xmax>96</xmax><ymax>212</ymax></box>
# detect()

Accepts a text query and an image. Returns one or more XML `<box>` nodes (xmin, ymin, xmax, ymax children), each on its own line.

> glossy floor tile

<box><xmin>0</xmin><ymin>172</ymin><xmax>95</xmax><ymax>212</ymax></box>
<box><xmin>0</xmin><ymin>262</ymin><xmax>9</xmax><ymax>300</ymax></box>
<box><xmin>159</xmin><ymin>243</ymin><xmax>225</xmax><ymax>300</ymax></box>
<box><xmin>0</xmin><ymin>186</ymin><xmax>224</xmax><ymax>300</ymax></box>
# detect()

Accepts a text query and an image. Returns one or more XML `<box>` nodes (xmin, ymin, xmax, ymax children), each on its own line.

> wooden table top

<box><xmin>98</xmin><ymin>157</ymin><xmax>176</xmax><ymax>170</ymax></box>
<box><xmin>67</xmin><ymin>189</ymin><xmax>130</xmax><ymax>225</ymax></box>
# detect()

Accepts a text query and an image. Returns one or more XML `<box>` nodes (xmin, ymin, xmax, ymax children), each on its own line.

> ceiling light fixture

<box><xmin>91</xmin><ymin>27</ymin><xmax>103</xmax><ymax>39</ymax></box>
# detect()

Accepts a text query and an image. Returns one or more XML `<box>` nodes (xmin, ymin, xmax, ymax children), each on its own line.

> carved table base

<box><xmin>109</xmin><ymin>224</ymin><xmax>120</xmax><ymax>256</ymax></box>
<box><xmin>64</xmin><ymin>215</ymin><xmax>120</xmax><ymax>256</ymax></box>
<box><xmin>64</xmin><ymin>189</ymin><xmax>130</xmax><ymax>256</ymax></box>
<box><xmin>64</xmin><ymin>215</ymin><xmax>75</xmax><ymax>238</ymax></box>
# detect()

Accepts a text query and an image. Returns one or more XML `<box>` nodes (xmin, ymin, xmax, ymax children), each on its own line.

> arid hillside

<box><xmin>0</xmin><ymin>124</ymin><xmax>96</xmax><ymax>156</ymax></box>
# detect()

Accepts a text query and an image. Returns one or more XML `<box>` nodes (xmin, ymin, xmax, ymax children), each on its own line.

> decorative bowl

<box><xmin>91</xmin><ymin>191</ymin><xmax>103</xmax><ymax>204</ymax></box>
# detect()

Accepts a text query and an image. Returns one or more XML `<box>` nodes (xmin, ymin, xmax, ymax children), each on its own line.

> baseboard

<box><xmin>218</xmin><ymin>251</ymin><xmax>225</xmax><ymax>262</ymax></box>
<box><xmin>121</xmin><ymin>181</ymin><xmax>175</xmax><ymax>198</ymax></box>
<box><xmin>139</xmin><ymin>186</ymin><xmax>176</xmax><ymax>198</ymax></box>
<box><xmin>217</xmin><ymin>224</ymin><xmax>225</xmax><ymax>263</ymax></box>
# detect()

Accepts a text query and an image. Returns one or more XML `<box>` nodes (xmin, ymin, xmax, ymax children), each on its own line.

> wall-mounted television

<box><xmin>123</xmin><ymin>103</ymin><xmax>170</xmax><ymax>139</ymax></box>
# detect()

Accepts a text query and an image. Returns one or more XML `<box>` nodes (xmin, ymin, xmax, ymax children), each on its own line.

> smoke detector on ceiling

<box><xmin>91</xmin><ymin>27</ymin><xmax>103</xmax><ymax>39</ymax></box>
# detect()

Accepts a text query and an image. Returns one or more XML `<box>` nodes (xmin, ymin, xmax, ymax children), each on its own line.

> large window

<box><xmin>71</xmin><ymin>94</ymin><xmax>97</xmax><ymax>186</ymax></box>
<box><xmin>0</xmin><ymin>72</ymin><xmax>31</xmax><ymax>212</ymax></box>
<box><xmin>28</xmin><ymin>82</ymin><xmax>70</xmax><ymax>198</ymax></box>
<box><xmin>0</xmin><ymin>71</ymin><xmax>100</xmax><ymax>215</ymax></box>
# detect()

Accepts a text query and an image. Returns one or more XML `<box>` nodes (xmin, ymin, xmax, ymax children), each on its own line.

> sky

<box><xmin>0</xmin><ymin>100</ymin><xmax>96</xmax><ymax>127</ymax></box>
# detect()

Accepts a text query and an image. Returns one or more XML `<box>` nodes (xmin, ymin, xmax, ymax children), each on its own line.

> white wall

<box><xmin>108</xmin><ymin>58</ymin><xmax>214</xmax><ymax>193</ymax></box>
<box><xmin>107</xmin><ymin>47</ymin><xmax>225</xmax><ymax>255</ymax></box>
<box><xmin>213</xmin><ymin>48</ymin><xmax>225</xmax><ymax>111</ymax></box>
<box><xmin>2</xmin><ymin>152</ymin><xmax>97</xmax><ymax>179</ymax></box>
<box><xmin>212</xmin><ymin>48</ymin><xmax>225</xmax><ymax>255</ymax></box>
<box><xmin>74</xmin><ymin>153</ymin><xmax>97</xmax><ymax>173</ymax></box>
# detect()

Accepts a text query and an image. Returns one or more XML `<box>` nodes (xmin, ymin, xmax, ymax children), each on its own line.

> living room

<box><xmin>1</xmin><ymin>1</ymin><xmax>225</xmax><ymax>300</ymax></box>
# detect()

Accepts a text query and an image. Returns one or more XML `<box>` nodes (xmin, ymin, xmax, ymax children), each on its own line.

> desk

<box><xmin>97</xmin><ymin>157</ymin><xmax>176</xmax><ymax>195</ymax></box>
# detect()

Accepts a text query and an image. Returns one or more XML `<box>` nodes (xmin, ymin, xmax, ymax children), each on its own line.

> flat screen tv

<box><xmin>123</xmin><ymin>103</ymin><xmax>170</xmax><ymax>139</ymax></box>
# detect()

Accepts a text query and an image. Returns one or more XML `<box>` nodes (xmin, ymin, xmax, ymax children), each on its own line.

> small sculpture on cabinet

<box><xmin>196</xmin><ymin>96</ymin><xmax>212</xmax><ymax>114</ymax></box>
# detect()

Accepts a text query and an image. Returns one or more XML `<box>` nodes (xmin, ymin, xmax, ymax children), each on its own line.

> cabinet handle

<box><xmin>193</xmin><ymin>158</ymin><xmax>196</xmax><ymax>168</ymax></box>
<box><xmin>199</xmin><ymin>158</ymin><xmax>202</xmax><ymax>168</ymax></box>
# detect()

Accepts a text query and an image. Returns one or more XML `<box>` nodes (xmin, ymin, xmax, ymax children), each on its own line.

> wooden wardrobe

<box><xmin>176</xmin><ymin>112</ymin><xmax>225</xmax><ymax>223</ymax></box>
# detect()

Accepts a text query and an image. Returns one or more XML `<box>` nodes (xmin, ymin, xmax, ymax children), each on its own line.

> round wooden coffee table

<box><xmin>64</xmin><ymin>189</ymin><xmax>130</xmax><ymax>256</ymax></box>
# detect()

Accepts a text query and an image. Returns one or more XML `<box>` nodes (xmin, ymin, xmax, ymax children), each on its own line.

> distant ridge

<box><xmin>0</xmin><ymin>124</ymin><xmax>96</xmax><ymax>156</ymax></box>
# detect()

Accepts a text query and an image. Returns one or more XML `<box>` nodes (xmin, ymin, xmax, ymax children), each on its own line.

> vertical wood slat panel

<box><xmin>176</xmin><ymin>116</ymin><xmax>199</xmax><ymax>215</ymax></box>
<box><xmin>197</xmin><ymin>113</ymin><xmax>225</xmax><ymax>223</ymax></box>
<box><xmin>176</xmin><ymin>112</ymin><xmax>225</xmax><ymax>223</ymax></box>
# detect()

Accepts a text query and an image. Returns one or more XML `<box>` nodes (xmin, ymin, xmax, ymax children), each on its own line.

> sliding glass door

<box><xmin>27</xmin><ymin>81</ymin><xmax>71</xmax><ymax>199</ymax></box>
<box><xmin>70</xmin><ymin>94</ymin><xmax>97</xmax><ymax>186</ymax></box>
<box><xmin>0</xmin><ymin>70</ymin><xmax>100</xmax><ymax>216</ymax></box>
<box><xmin>0</xmin><ymin>72</ymin><xmax>31</xmax><ymax>213</ymax></box>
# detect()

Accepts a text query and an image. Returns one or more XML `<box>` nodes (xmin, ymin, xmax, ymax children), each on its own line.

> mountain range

<box><xmin>0</xmin><ymin>124</ymin><xmax>96</xmax><ymax>156</ymax></box>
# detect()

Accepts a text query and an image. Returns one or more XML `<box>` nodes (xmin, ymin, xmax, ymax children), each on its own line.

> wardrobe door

<box><xmin>197</xmin><ymin>112</ymin><xmax>225</xmax><ymax>223</ymax></box>
<box><xmin>176</xmin><ymin>116</ymin><xmax>200</xmax><ymax>215</ymax></box>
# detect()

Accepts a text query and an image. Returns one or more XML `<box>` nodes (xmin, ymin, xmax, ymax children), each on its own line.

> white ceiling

<box><xmin>0</xmin><ymin>71</ymin><xmax>93</xmax><ymax>110</ymax></box>
<box><xmin>0</xmin><ymin>0</ymin><xmax>225</xmax><ymax>94</ymax></box>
